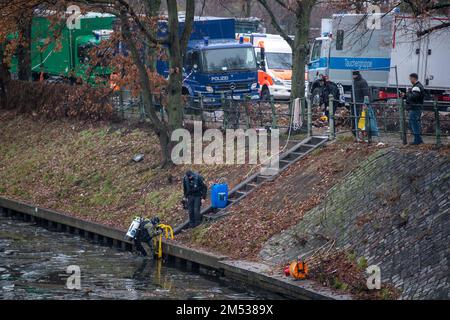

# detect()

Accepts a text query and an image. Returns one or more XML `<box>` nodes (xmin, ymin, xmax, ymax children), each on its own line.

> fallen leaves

<box><xmin>0</xmin><ymin>112</ymin><xmax>253</xmax><ymax>230</ymax></box>
<box><xmin>177</xmin><ymin>142</ymin><xmax>380</xmax><ymax>260</ymax></box>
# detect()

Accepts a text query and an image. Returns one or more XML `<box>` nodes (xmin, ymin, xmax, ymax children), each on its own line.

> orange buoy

<box><xmin>289</xmin><ymin>261</ymin><xmax>308</xmax><ymax>280</ymax></box>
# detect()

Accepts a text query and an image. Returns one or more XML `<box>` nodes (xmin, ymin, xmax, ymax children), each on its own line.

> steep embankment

<box><xmin>0</xmin><ymin>111</ymin><xmax>252</xmax><ymax>229</ymax></box>
<box><xmin>260</xmin><ymin>147</ymin><xmax>449</xmax><ymax>299</ymax></box>
<box><xmin>2</xmin><ymin>110</ymin><xmax>448</xmax><ymax>299</ymax></box>
<box><xmin>177</xmin><ymin>140</ymin><xmax>448</xmax><ymax>299</ymax></box>
<box><xmin>178</xmin><ymin>141</ymin><xmax>381</xmax><ymax>258</ymax></box>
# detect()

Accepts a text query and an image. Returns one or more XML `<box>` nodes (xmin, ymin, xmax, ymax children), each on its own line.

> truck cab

<box><xmin>75</xmin><ymin>30</ymin><xmax>113</xmax><ymax>83</ymax></box>
<box><xmin>307</xmin><ymin>35</ymin><xmax>332</xmax><ymax>100</ymax></box>
<box><xmin>307</xmin><ymin>14</ymin><xmax>394</xmax><ymax>102</ymax></box>
<box><xmin>182</xmin><ymin>39</ymin><xmax>259</xmax><ymax>104</ymax></box>
<box><xmin>238</xmin><ymin>33</ymin><xmax>292</xmax><ymax>100</ymax></box>
<box><xmin>23</xmin><ymin>12</ymin><xmax>116</xmax><ymax>84</ymax></box>
<box><xmin>155</xmin><ymin>17</ymin><xmax>260</xmax><ymax>105</ymax></box>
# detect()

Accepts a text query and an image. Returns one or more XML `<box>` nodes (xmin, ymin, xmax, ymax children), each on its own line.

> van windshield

<box><xmin>202</xmin><ymin>47</ymin><xmax>256</xmax><ymax>73</ymax></box>
<box><xmin>310</xmin><ymin>40</ymin><xmax>322</xmax><ymax>62</ymax></box>
<box><xmin>266</xmin><ymin>52</ymin><xmax>292</xmax><ymax>70</ymax></box>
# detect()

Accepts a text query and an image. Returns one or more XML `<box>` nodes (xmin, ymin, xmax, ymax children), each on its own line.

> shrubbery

<box><xmin>3</xmin><ymin>80</ymin><xmax>114</xmax><ymax>120</ymax></box>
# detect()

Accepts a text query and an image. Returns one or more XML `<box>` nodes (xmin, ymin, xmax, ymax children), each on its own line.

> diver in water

<box><xmin>133</xmin><ymin>217</ymin><xmax>162</xmax><ymax>257</ymax></box>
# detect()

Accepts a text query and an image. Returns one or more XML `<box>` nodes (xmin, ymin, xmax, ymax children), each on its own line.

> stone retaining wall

<box><xmin>260</xmin><ymin>147</ymin><xmax>449</xmax><ymax>299</ymax></box>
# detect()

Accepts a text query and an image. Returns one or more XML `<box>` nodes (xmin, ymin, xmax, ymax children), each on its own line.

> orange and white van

<box><xmin>237</xmin><ymin>33</ymin><xmax>292</xmax><ymax>100</ymax></box>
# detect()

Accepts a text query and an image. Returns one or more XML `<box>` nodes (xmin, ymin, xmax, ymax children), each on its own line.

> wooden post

<box><xmin>244</xmin><ymin>96</ymin><xmax>251</xmax><ymax>129</ymax></box>
<box><xmin>199</xmin><ymin>93</ymin><xmax>205</xmax><ymax>124</ymax></box>
<box><xmin>221</xmin><ymin>93</ymin><xmax>227</xmax><ymax>129</ymax></box>
<box><xmin>270</xmin><ymin>96</ymin><xmax>277</xmax><ymax>129</ymax></box>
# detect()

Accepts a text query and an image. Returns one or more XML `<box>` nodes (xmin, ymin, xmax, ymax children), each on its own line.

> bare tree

<box><xmin>400</xmin><ymin>0</ymin><xmax>450</xmax><ymax>36</ymax></box>
<box><xmin>114</xmin><ymin>0</ymin><xmax>196</xmax><ymax>166</ymax></box>
<box><xmin>257</xmin><ymin>0</ymin><xmax>317</xmax><ymax>100</ymax></box>
<box><xmin>1</xmin><ymin>0</ymin><xmax>196</xmax><ymax>166</ymax></box>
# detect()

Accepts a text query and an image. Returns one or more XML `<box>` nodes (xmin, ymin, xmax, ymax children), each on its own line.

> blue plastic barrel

<box><xmin>211</xmin><ymin>183</ymin><xmax>228</xmax><ymax>209</ymax></box>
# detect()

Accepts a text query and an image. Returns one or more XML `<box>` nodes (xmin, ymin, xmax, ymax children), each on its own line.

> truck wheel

<box><xmin>261</xmin><ymin>86</ymin><xmax>271</xmax><ymax>101</ymax></box>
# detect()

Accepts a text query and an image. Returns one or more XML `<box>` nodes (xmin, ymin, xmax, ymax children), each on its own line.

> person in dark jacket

<box><xmin>351</xmin><ymin>71</ymin><xmax>371</xmax><ymax>136</ymax></box>
<box><xmin>403</xmin><ymin>73</ymin><xmax>425</xmax><ymax>145</ymax></box>
<box><xmin>183</xmin><ymin>170</ymin><xmax>207</xmax><ymax>228</ymax></box>
<box><xmin>319</xmin><ymin>75</ymin><xmax>341</xmax><ymax>118</ymax></box>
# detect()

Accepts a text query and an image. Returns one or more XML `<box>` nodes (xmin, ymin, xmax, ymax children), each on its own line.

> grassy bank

<box><xmin>0</xmin><ymin>111</ymin><xmax>252</xmax><ymax>229</ymax></box>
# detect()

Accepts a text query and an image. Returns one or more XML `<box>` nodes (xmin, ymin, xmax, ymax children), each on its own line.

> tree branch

<box><xmin>180</xmin><ymin>0</ymin><xmax>195</xmax><ymax>53</ymax></box>
<box><xmin>257</xmin><ymin>0</ymin><xmax>294</xmax><ymax>47</ymax></box>
<box><xmin>417</xmin><ymin>20</ymin><xmax>450</xmax><ymax>36</ymax></box>
<box><xmin>79</xmin><ymin>0</ymin><xmax>168</xmax><ymax>45</ymax></box>
<box><xmin>119</xmin><ymin>7</ymin><xmax>167</xmax><ymax>135</ymax></box>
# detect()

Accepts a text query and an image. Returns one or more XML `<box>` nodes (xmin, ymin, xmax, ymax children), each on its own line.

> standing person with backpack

<box><xmin>402</xmin><ymin>73</ymin><xmax>425</xmax><ymax>145</ymax></box>
<box><xmin>183</xmin><ymin>170</ymin><xmax>207</xmax><ymax>228</ymax></box>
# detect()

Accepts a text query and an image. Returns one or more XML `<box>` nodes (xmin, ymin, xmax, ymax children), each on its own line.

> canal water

<box><xmin>0</xmin><ymin>215</ymin><xmax>280</xmax><ymax>300</ymax></box>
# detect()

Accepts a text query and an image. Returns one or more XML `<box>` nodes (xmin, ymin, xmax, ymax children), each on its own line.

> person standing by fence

<box><xmin>402</xmin><ymin>73</ymin><xmax>425</xmax><ymax>145</ymax></box>
<box><xmin>351</xmin><ymin>71</ymin><xmax>371</xmax><ymax>137</ymax></box>
<box><xmin>319</xmin><ymin>75</ymin><xmax>341</xmax><ymax>119</ymax></box>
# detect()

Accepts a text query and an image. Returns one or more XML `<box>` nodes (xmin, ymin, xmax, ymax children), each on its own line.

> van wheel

<box><xmin>261</xmin><ymin>86</ymin><xmax>271</xmax><ymax>101</ymax></box>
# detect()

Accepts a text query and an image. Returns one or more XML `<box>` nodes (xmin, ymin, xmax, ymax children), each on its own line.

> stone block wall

<box><xmin>260</xmin><ymin>148</ymin><xmax>449</xmax><ymax>299</ymax></box>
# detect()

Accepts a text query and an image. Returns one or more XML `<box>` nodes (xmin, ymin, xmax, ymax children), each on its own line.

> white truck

<box><xmin>237</xmin><ymin>33</ymin><xmax>292</xmax><ymax>100</ymax></box>
<box><xmin>307</xmin><ymin>13</ymin><xmax>450</xmax><ymax>102</ymax></box>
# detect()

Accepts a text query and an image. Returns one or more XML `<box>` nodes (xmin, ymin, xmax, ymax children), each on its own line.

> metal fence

<box><xmin>111</xmin><ymin>90</ymin><xmax>298</xmax><ymax>130</ymax></box>
<box><xmin>182</xmin><ymin>95</ymin><xmax>295</xmax><ymax>130</ymax></box>
<box><xmin>322</xmin><ymin>95</ymin><xmax>450</xmax><ymax>146</ymax></box>
<box><xmin>111</xmin><ymin>90</ymin><xmax>147</xmax><ymax>121</ymax></box>
<box><xmin>111</xmin><ymin>90</ymin><xmax>449</xmax><ymax>146</ymax></box>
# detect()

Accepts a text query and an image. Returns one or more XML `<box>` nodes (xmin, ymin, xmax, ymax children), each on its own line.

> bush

<box><xmin>3</xmin><ymin>80</ymin><xmax>113</xmax><ymax>121</ymax></box>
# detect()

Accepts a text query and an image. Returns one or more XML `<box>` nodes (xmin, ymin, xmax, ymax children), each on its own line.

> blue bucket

<box><xmin>211</xmin><ymin>183</ymin><xmax>228</xmax><ymax>209</ymax></box>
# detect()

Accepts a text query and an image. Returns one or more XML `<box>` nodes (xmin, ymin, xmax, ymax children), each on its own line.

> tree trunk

<box><xmin>166</xmin><ymin>0</ymin><xmax>194</xmax><ymax>134</ymax></box>
<box><xmin>158</xmin><ymin>129</ymin><xmax>173</xmax><ymax>167</ymax></box>
<box><xmin>17</xmin><ymin>15</ymin><xmax>32</xmax><ymax>81</ymax></box>
<box><xmin>243</xmin><ymin>0</ymin><xmax>252</xmax><ymax>18</ymax></box>
<box><xmin>120</xmin><ymin>8</ymin><xmax>173</xmax><ymax>166</ymax></box>
<box><xmin>118</xmin><ymin>0</ymin><xmax>194</xmax><ymax>167</ymax></box>
<box><xmin>144</xmin><ymin>0</ymin><xmax>161</xmax><ymax>71</ymax></box>
<box><xmin>291</xmin><ymin>1</ymin><xmax>314</xmax><ymax>100</ymax></box>
<box><xmin>0</xmin><ymin>45</ymin><xmax>10</xmax><ymax>109</ymax></box>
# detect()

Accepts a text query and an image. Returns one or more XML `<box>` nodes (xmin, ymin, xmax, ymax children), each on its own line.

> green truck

<box><xmin>10</xmin><ymin>12</ymin><xmax>116</xmax><ymax>83</ymax></box>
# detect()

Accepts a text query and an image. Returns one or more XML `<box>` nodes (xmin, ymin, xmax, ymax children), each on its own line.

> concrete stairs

<box><xmin>173</xmin><ymin>136</ymin><xmax>328</xmax><ymax>234</ymax></box>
